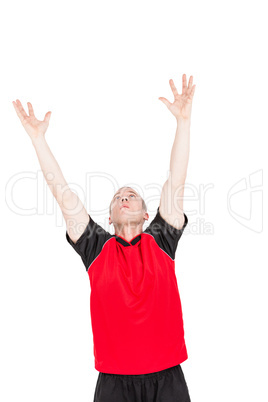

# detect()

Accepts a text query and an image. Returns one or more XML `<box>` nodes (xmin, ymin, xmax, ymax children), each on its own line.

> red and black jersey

<box><xmin>66</xmin><ymin>206</ymin><xmax>188</xmax><ymax>375</ymax></box>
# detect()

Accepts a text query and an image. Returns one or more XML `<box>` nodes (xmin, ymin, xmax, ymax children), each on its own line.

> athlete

<box><xmin>12</xmin><ymin>73</ymin><xmax>196</xmax><ymax>401</ymax></box>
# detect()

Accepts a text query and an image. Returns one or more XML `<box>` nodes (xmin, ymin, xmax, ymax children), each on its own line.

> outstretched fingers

<box><xmin>169</xmin><ymin>79</ymin><xmax>179</xmax><ymax>98</ymax></box>
<box><xmin>171</xmin><ymin>75</ymin><xmax>194</xmax><ymax>98</ymax></box>
<box><xmin>182</xmin><ymin>74</ymin><xmax>187</xmax><ymax>95</ymax></box>
<box><xmin>44</xmin><ymin>111</ymin><xmax>52</xmax><ymax>122</ymax></box>
<box><xmin>12</xmin><ymin>99</ymin><xmax>28</xmax><ymax>123</ymax></box>
<box><xmin>182</xmin><ymin>74</ymin><xmax>194</xmax><ymax>96</ymax></box>
<box><xmin>158</xmin><ymin>97</ymin><xmax>172</xmax><ymax>108</ymax></box>
<box><xmin>185</xmin><ymin>76</ymin><xmax>195</xmax><ymax>100</ymax></box>
<box><xmin>187</xmin><ymin>85</ymin><xmax>196</xmax><ymax>102</ymax></box>
<box><xmin>27</xmin><ymin>102</ymin><xmax>35</xmax><ymax>117</ymax></box>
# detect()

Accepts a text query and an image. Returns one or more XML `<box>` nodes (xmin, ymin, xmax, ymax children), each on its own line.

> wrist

<box><xmin>176</xmin><ymin>117</ymin><xmax>191</xmax><ymax>126</ymax></box>
<box><xmin>32</xmin><ymin>135</ymin><xmax>46</xmax><ymax>147</ymax></box>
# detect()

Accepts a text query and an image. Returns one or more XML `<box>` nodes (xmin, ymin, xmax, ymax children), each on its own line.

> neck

<box><xmin>114</xmin><ymin>222</ymin><xmax>143</xmax><ymax>242</ymax></box>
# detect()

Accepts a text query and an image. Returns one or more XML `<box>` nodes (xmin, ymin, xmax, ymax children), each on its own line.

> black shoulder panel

<box><xmin>143</xmin><ymin>207</ymin><xmax>188</xmax><ymax>260</ymax></box>
<box><xmin>66</xmin><ymin>214</ymin><xmax>113</xmax><ymax>271</ymax></box>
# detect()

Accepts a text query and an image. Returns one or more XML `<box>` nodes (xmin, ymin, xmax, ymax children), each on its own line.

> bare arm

<box><xmin>158</xmin><ymin>74</ymin><xmax>196</xmax><ymax>229</ymax></box>
<box><xmin>168</xmin><ymin>119</ymin><xmax>191</xmax><ymax>186</ymax></box>
<box><xmin>31</xmin><ymin>135</ymin><xmax>72</xmax><ymax>206</ymax></box>
<box><xmin>12</xmin><ymin>99</ymin><xmax>89</xmax><ymax>243</ymax></box>
<box><xmin>31</xmin><ymin>136</ymin><xmax>89</xmax><ymax>243</ymax></box>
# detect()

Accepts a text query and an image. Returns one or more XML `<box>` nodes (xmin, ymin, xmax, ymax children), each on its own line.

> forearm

<box><xmin>31</xmin><ymin>136</ymin><xmax>72</xmax><ymax>206</ymax></box>
<box><xmin>169</xmin><ymin>118</ymin><xmax>191</xmax><ymax>185</ymax></box>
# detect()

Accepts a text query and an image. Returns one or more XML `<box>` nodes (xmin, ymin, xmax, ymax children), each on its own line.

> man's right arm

<box><xmin>12</xmin><ymin>100</ymin><xmax>90</xmax><ymax>244</ymax></box>
<box><xmin>32</xmin><ymin>136</ymin><xmax>90</xmax><ymax>244</ymax></box>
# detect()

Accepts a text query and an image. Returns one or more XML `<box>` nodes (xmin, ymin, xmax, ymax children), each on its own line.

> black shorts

<box><xmin>93</xmin><ymin>363</ymin><xmax>191</xmax><ymax>402</ymax></box>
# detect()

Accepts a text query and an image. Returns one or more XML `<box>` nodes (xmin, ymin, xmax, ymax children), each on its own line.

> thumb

<box><xmin>44</xmin><ymin>111</ymin><xmax>52</xmax><ymax>123</ymax></box>
<box><xmin>158</xmin><ymin>97</ymin><xmax>171</xmax><ymax>109</ymax></box>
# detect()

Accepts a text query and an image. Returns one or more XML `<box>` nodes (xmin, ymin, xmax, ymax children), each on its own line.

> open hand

<box><xmin>12</xmin><ymin>99</ymin><xmax>52</xmax><ymax>141</ymax></box>
<box><xmin>158</xmin><ymin>74</ymin><xmax>196</xmax><ymax>121</ymax></box>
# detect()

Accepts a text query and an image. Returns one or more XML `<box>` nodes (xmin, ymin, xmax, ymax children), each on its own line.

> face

<box><xmin>109</xmin><ymin>187</ymin><xmax>148</xmax><ymax>226</ymax></box>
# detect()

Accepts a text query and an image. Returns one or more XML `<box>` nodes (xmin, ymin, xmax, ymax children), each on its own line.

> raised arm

<box><xmin>158</xmin><ymin>74</ymin><xmax>196</xmax><ymax>230</ymax></box>
<box><xmin>12</xmin><ymin>100</ymin><xmax>89</xmax><ymax>243</ymax></box>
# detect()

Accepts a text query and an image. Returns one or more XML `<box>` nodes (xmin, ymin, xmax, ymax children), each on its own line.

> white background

<box><xmin>1</xmin><ymin>0</ymin><xmax>267</xmax><ymax>401</ymax></box>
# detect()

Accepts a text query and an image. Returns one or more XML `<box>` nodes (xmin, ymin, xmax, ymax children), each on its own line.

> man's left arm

<box><xmin>158</xmin><ymin>74</ymin><xmax>196</xmax><ymax>230</ymax></box>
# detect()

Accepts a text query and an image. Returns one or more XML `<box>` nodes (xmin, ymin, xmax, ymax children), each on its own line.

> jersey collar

<box><xmin>115</xmin><ymin>234</ymin><xmax>141</xmax><ymax>247</ymax></box>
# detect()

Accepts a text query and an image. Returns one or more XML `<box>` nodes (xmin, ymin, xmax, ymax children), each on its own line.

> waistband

<box><xmin>100</xmin><ymin>364</ymin><xmax>181</xmax><ymax>380</ymax></box>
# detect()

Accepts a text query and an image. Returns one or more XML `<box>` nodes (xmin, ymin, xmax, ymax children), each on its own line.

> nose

<box><xmin>121</xmin><ymin>196</ymin><xmax>128</xmax><ymax>202</ymax></box>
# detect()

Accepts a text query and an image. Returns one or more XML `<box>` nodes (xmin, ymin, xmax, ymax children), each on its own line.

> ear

<box><xmin>143</xmin><ymin>212</ymin><xmax>149</xmax><ymax>222</ymax></box>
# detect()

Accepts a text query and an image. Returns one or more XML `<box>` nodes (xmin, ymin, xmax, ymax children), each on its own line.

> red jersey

<box><xmin>66</xmin><ymin>206</ymin><xmax>188</xmax><ymax>374</ymax></box>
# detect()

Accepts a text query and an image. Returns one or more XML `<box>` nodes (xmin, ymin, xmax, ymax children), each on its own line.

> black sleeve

<box><xmin>66</xmin><ymin>214</ymin><xmax>113</xmax><ymax>271</ymax></box>
<box><xmin>143</xmin><ymin>206</ymin><xmax>188</xmax><ymax>260</ymax></box>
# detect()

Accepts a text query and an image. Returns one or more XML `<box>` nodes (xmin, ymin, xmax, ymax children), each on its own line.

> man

<box><xmin>12</xmin><ymin>73</ymin><xmax>196</xmax><ymax>401</ymax></box>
